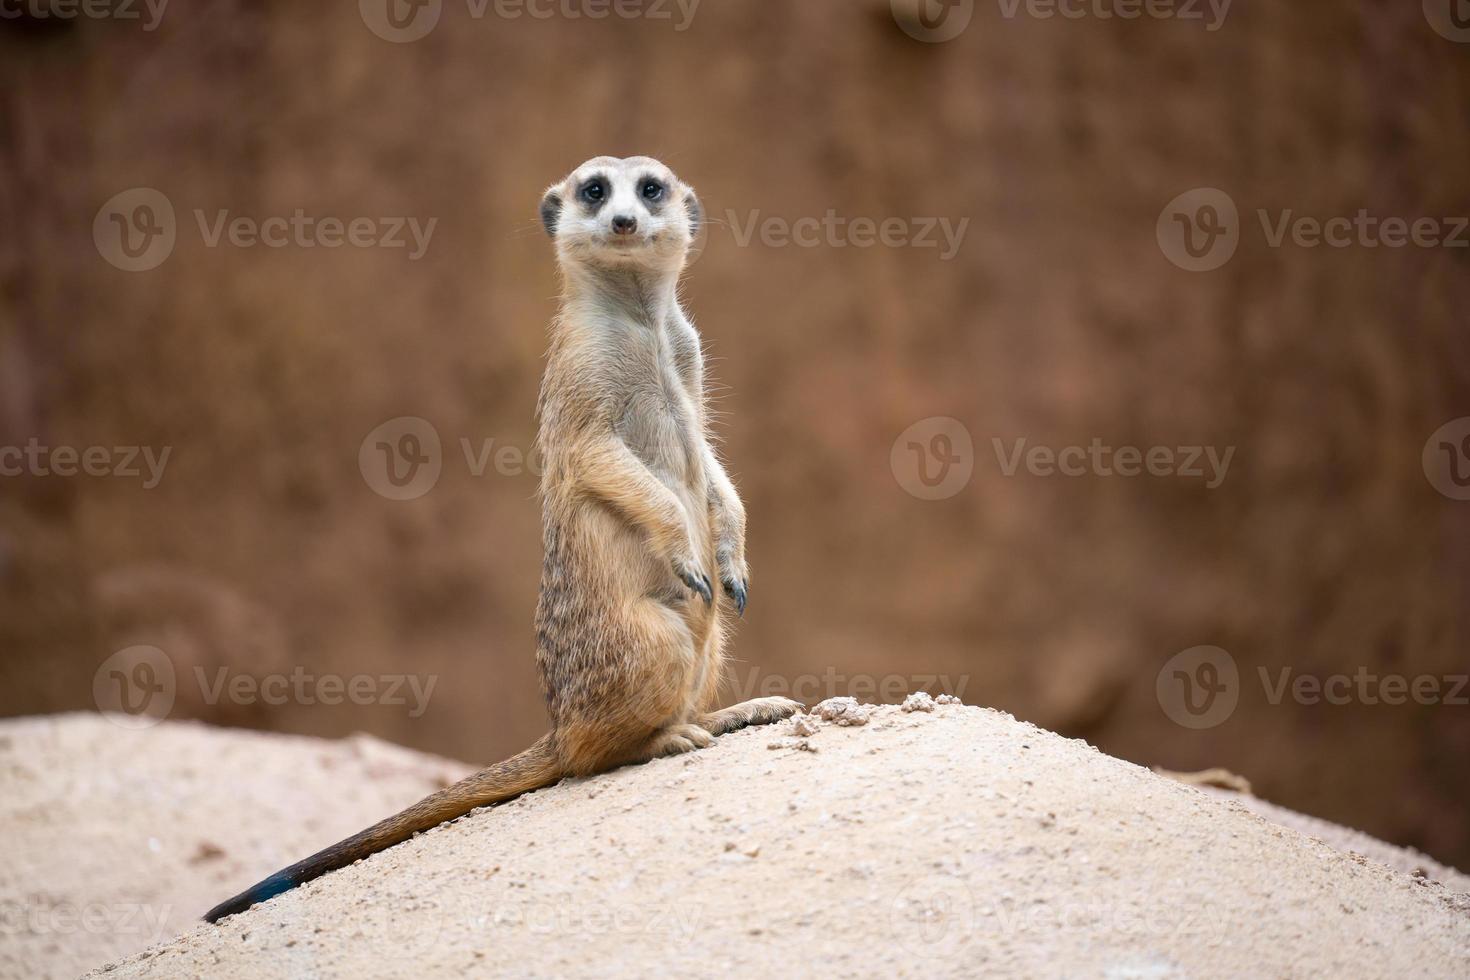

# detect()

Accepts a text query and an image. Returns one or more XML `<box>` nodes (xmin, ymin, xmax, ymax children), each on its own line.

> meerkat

<box><xmin>203</xmin><ymin>156</ymin><xmax>801</xmax><ymax>923</ymax></box>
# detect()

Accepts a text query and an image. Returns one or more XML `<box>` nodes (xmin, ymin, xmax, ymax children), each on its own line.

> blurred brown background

<box><xmin>2</xmin><ymin>1</ymin><xmax>1468</xmax><ymax>866</ymax></box>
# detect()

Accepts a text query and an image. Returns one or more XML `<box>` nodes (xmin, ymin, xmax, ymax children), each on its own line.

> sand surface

<box><xmin>0</xmin><ymin>714</ymin><xmax>471</xmax><ymax>980</ymax></box>
<box><xmin>3</xmin><ymin>708</ymin><xmax>1467</xmax><ymax>979</ymax></box>
<box><xmin>1192</xmin><ymin>785</ymin><xmax>1470</xmax><ymax>893</ymax></box>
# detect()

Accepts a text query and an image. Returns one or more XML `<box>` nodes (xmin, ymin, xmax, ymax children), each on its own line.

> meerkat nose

<box><xmin>611</xmin><ymin>215</ymin><xmax>638</xmax><ymax>235</ymax></box>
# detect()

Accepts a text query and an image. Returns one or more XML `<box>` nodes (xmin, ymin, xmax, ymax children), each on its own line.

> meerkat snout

<box><xmin>540</xmin><ymin>155</ymin><xmax>701</xmax><ymax>268</ymax></box>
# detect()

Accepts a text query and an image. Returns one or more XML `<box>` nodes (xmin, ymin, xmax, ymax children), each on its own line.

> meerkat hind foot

<box><xmin>648</xmin><ymin>724</ymin><xmax>716</xmax><ymax>758</ymax></box>
<box><xmin>701</xmin><ymin>696</ymin><xmax>805</xmax><ymax>736</ymax></box>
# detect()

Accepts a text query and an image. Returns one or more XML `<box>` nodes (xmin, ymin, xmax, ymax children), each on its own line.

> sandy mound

<box><xmin>0</xmin><ymin>714</ymin><xmax>471</xmax><ymax>980</ymax></box>
<box><xmin>35</xmin><ymin>704</ymin><xmax>1461</xmax><ymax>979</ymax></box>
<box><xmin>5</xmin><ymin>709</ymin><xmax>1467</xmax><ymax>978</ymax></box>
<box><xmin>1192</xmin><ymin>786</ymin><xmax>1470</xmax><ymax>893</ymax></box>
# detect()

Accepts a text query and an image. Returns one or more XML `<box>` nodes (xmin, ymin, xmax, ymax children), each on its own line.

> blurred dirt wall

<box><xmin>2</xmin><ymin>1</ymin><xmax>1468</xmax><ymax>865</ymax></box>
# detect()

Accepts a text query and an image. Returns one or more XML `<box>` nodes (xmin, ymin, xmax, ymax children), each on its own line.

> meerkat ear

<box><xmin>683</xmin><ymin>190</ymin><xmax>703</xmax><ymax>238</ymax></box>
<box><xmin>540</xmin><ymin>191</ymin><xmax>563</xmax><ymax>238</ymax></box>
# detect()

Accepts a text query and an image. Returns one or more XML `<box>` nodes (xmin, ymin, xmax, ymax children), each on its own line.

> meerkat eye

<box><xmin>580</xmin><ymin>181</ymin><xmax>606</xmax><ymax>204</ymax></box>
<box><xmin>641</xmin><ymin>180</ymin><xmax>665</xmax><ymax>202</ymax></box>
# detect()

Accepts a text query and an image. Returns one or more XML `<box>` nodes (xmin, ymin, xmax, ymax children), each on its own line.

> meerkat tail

<box><xmin>203</xmin><ymin>734</ymin><xmax>561</xmax><ymax>923</ymax></box>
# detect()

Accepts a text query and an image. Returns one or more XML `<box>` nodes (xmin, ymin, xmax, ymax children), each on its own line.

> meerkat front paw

<box><xmin>746</xmin><ymin>696</ymin><xmax>803</xmax><ymax>724</ymax></box>
<box><xmin>716</xmin><ymin>548</ymin><xmax>749</xmax><ymax>616</ymax></box>
<box><xmin>723</xmin><ymin>579</ymin><xmax>748</xmax><ymax>616</ymax></box>
<box><xmin>699</xmin><ymin>696</ymin><xmax>805</xmax><ymax>736</ymax></box>
<box><xmin>670</xmin><ymin>546</ymin><xmax>714</xmax><ymax>606</ymax></box>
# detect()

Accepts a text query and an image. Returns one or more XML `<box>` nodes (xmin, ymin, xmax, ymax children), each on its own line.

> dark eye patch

<box><xmin>578</xmin><ymin>176</ymin><xmax>609</xmax><ymax>213</ymax></box>
<box><xmin>638</xmin><ymin>176</ymin><xmax>667</xmax><ymax>210</ymax></box>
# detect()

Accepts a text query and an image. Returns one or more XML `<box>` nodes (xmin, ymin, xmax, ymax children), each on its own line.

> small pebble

<box><xmin>813</xmin><ymin>697</ymin><xmax>871</xmax><ymax>726</ymax></box>
<box><xmin>902</xmin><ymin>692</ymin><xmax>937</xmax><ymax>713</ymax></box>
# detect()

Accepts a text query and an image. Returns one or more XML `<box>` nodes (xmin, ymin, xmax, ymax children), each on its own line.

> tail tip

<box><xmin>203</xmin><ymin>873</ymin><xmax>296</xmax><ymax>923</ymax></box>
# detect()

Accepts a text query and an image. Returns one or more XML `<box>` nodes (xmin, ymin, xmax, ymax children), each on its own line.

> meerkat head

<box><xmin>540</xmin><ymin>156</ymin><xmax>702</xmax><ymax>273</ymax></box>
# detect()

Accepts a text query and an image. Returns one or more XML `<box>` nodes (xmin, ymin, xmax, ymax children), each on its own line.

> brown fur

<box><xmin>203</xmin><ymin>157</ymin><xmax>799</xmax><ymax>923</ymax></box>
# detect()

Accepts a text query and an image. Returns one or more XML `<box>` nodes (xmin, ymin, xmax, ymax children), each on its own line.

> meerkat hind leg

<box><xmin>700</xmin><ymin>696</ymin><xmax>804</xmax><ymax>736</ymax></box>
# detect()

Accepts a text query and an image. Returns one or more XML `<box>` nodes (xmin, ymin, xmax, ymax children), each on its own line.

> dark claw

<box><xmin>679</xmin><ymin>569</ymin><xmax>714</xmax><ymax>605</ymax></box>
<box><xmin>723</xmin><ymin>578</ymin><xmax>748</xmax><ymax>616</ymax></box>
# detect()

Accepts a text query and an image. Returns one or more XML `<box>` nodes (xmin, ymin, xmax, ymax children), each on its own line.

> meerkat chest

<box><xmin>614</xmin><ymin>351</ymin><xmax>702</xmax><ymax>489</ymax></box>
